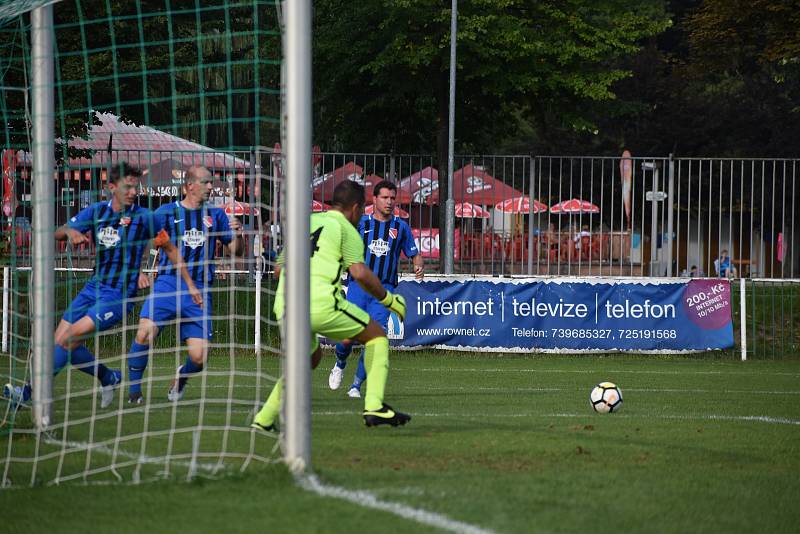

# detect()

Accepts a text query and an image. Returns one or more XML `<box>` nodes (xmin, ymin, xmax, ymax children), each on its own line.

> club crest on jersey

<box><xmin>97</xmin><ymin>226</ymin><xmax>121</xmax><ymax>248</ymax></box>
<box><xmin>203</xmin><ymin>216</ymin><xmax>213</xmax><ymax>228</ymax></box>
<box><xmin>183</xmin><ymin>228</ymin><xmax>206</xmax><ymax>249</ymax></box>
<box><xmin>368</xmin><ymin>238</ymin><xmax>389</xmax><ymax>257</ymax></box>
<box><xmin>119</xmin><ymin>216</ymin><xmax>131</xmax><ymax>226</ymax></box>
<box><xmin>388</xmin><ymin>228</ymin><xmax>397</xmax><ymax>240</ymax></box>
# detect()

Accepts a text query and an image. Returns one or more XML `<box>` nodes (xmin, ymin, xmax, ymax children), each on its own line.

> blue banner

<box><xmin>390</xmin><ymin>278</ymin><xmax>734</xmax><ymax>352</ymax></box>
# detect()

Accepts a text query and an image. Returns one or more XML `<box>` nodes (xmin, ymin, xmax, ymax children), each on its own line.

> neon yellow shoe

<box><xmin>363</xmin><ymin>403</ymin><xmax>411</xmax><ymax>427</ymax></box>
<box><xmin>251</xmin><ymin>420</ymin><xmax>279</xmax><ymax>433</ymax></box>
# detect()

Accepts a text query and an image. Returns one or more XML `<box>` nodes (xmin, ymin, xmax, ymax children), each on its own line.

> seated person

<box><xmin>713</xmin><ymin>250</ymin><xmax>737</xmax><ymax>278</ymax></box>
<box><xmin>573</xmin><ymin>225</ymin><xmax>592</xmax><ymax>253</ymax></box>
<box><xmin>681</xmin><ymin>265</ymin><xmax>704</xmax><ymax>277</ymax></box>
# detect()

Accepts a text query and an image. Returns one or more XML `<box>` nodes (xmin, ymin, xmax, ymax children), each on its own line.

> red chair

<box><xmin>510</xmin><ymin>235</ymin><xmax>528</xmax><ymax>260</ymax></box>
<box><xmin>591</xmin><ymin>234</ymin><xmax>608</xmax><ymax>261</ymax></box>
<box><xmin>482</xmin><ymin>234</ymin><xmax>499</xmax><ymax>258</ymax></box>
<box><xmin>540</xmin><ymin>236</ymin><xmax>560</xmax><ymax>263</ymax></box>
<box><xmin>461</xmin><ymin>234</ymin><xmax>481</xmax><ymax>260</ymax></box>
<box><xmin>561</xmin><ymin>237</ymin><xmax>578</xmax><ymax>263</ymax></box>
<box><xmin>579</xmin><ymin>236</ymin><xmax>591</xmax><ymax>261</ymax></box>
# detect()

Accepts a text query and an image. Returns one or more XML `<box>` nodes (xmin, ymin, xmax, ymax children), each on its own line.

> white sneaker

<box><xmin>347</xmin><ymin>387</ymin><xmax>361</xmax><ymax>398</ymax></box>
<box><xmin>328</xmin><ymin>365</ymin><xmax>344</xmax><ymax>390</ymax></box>
<box><xmin>100</xmin><ymin>370</ymin><xmax>122</xmax><ymax>409</ymax></box>
<box><xmin>167</xmin><ymin>378</ymin><xmax>185</xmax><ymax>402</ymax></box>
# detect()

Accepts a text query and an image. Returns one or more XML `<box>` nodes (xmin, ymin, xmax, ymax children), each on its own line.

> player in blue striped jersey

<box><xmin>328</xmin><ymin>180</ymin><xmax>423</xmax><ymax>397</ymax></box>
<box><xmin>125</xmin><ymin>165</ymin><xmax>243</xmax><ymax>404</ymax></box>
<box><xmin>3</xmin><ymin>163</ymin><xmax>199</xmax><ymax>410</ymax></box>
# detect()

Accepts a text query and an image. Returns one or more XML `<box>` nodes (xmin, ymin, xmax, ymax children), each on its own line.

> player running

<box><xmin>328</xmin><ymin>180</ymin><xmax>422</xmax><ymax>398</ymax></box>
<box><xmin>3</xmin><ymin>162</ymin><xmax>199</xmax><ymax>410</ymax></box>
<box><xmin>124</xmin><ymin>165</ymin><xmax>243</xmax><ymax>404</ymax></box>
<box><xmin>252</xmin><ymin>180</ymin><xmax>410</xmax><ymax>430</ymax></box>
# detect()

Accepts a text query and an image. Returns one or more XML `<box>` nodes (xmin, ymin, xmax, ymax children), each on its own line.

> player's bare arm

<box><xmin>54</xmin><ymin>224</ymin><xmax>89</xmax><ymax>246</ymax></box>
<box><xmin>412</xmin><ymin>253</ymin><xmax>424</xmax><ymax>280</ymax></box>
<box><xmin>227</xmin><ymin>216</ymin><xmax>245</xmax><ymax>256</ymax></box>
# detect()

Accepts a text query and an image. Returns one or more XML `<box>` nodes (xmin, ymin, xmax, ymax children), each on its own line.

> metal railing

<box><xmin>309</xmin><ymin>152</ymin><xmax>798</xmax><ymax>280</ymax></box>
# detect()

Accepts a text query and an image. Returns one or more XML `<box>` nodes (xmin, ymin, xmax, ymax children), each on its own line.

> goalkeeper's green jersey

<box><xmin>273</xmin><ymin>209</ymin><xmax>365</xmax><ymax>319</ymax></box>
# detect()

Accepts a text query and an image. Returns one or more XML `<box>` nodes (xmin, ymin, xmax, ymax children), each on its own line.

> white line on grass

<box><xmin>394</xmin><ymin>367</ymin><xmax>800</xmax><ymax>377</ymax></box>
<box><xmin>43</xmin><ymin>404</ymin><xmax>800</xmax><ymax>425</ymax></box>
<box><xmin>296</xmin><ymin>473</ymin><xmax>496</xmax><ymax>534</ymax></box>
<box><xmin>400</xmin><ymin>386</ymin><xmax>800</xmax><ymax>395</ymax></box>
<box><xmin>308</xmin><ymin>411</ymin><xmax>800</xmax><ymax>426</ymax></box>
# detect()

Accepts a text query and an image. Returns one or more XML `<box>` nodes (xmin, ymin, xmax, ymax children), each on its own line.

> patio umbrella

<box><xmin>311</xmin><ymin>161</ymin><xmax>366</xmax><ymax>201</ymax></box>
<box><xmin>311</xmin><ymin>199</ymin><xmax>330</xmax><ymax>212</ymax></box>
<box><xmin>396</xmin><ymin>164</ymin><xmax>524</xmax><ymax>206</ymax></box>
<box><xmin>222</xmin><ymin>200</ymin><xmax>251</xmax><ymax>216</ymax></box>
<box><xmin>396</xmin><ymin>166</ymin><xmax>439</xmax><ymax>205</ymax></box>
<box><xmin>451</xmin><ymin>164</ymin><xmax>524</xmax><ymax>205</ymax></box>
<box><xmin>494</xmin><ymin>196</ymin><xmax>548</xmax><ymax>214</ymax></box>
<box><xmin>455</xmin><ymin>202</ymin><xmax>490</xmax><ymax>218</ymax></box>
<box><xmin>550</xmin><ymin>198</ymin><xmax>600</xmax><ymax>214</ymax></box>
<box><xmin>364</xmin><ymin>204</ymin><xmax>410</xmax><ymax>218</ymax></box>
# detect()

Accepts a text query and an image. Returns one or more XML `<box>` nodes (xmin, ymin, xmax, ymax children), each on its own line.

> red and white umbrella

<box><xmin>311</xmin><ymin>199</ymin><xmax>330</xmax><ymax>212</ymax></box>
<box><xmin>311</xmin><ymin>161</ymin><xmax>366</xmax><ymax>201</ymax></box>
<box><xmin>364</xmin><ymin>204</ymin><xmax>410</xmax><ymax>218</ymax></box>
<box><xmin>550</xmin><ymin>198</ymin><xmax>600</xmax><ymax>214</ymax></box>
<box><xmin>494</xmin><ymin>196</ymin><xmax>548</xmax><ymax>214</ymax></box>
<box><xmin>455</xmin><ymin>202</ymin><xmax>490</xmax><ymax>218</ymax></box>
<box><xmin>222</xmin><ymin>200</ymin><xmax>251</xmax><ymax>216</ymax></box>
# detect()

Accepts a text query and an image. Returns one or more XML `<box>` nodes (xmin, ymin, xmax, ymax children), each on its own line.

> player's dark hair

<box><xmin>109</xmin><ymin>162</ymin><xmax>141</xmax><ymax>184</ymax></box>
<box><xmin>373</xmin><ymin>180</ymin><xmax>396</xmax><ymax>197</ymax></box>
<box><xmin>332</xmin><ymin>180</ymin><xmax>365</xmax><ymax>209</ymax></box>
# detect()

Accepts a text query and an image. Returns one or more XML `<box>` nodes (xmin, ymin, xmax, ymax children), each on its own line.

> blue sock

<box><xmin>178</xmin><ymin>357</ymin><xmax>203</xmax><ymax>388</ymax></box>
<box><xmin>70</xmin><ymin>345</ymin><xmax>111</xmax><ymax>384</ymax></box>
<box><xmin>53</xmin><ymin>345</ymin><xmax>69</xmax><ymax>376</ymax></box>
<box><xmin>334</xmin><ymin>342</ymin><xmax>352</xmax><ymax>368</ymax></box>
<box><xmin>127</xmin><ymin>342</ymin><xmax>149</xmax><ymax>395</ymax></box>
<box><xmin>352</xmin><ymin>350</ymin><xmax>366</xmax><ymax>389</ymax></box>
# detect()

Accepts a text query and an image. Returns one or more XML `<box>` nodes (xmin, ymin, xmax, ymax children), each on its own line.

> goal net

<box><xmin>0</xmin><ymin>1</ymin><xmax>285</xmax><ymax>486</ymax></box>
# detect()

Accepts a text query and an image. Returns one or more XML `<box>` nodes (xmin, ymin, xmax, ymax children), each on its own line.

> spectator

<box><xmin>714</xmin><ymin>250</ymin><xmax>737</xmax><ymax>278</ymax></box>
<box><xmin>681</xmin><ymin>265</ymin><xmax>704</xmax><ymax>277</ymax></box>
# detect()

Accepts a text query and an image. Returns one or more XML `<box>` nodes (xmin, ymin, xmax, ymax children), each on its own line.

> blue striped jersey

<box><xmin>358</xmin><ymin>215</ymin><xmax>418</xmax><ymax>287</ymax></box>
<box><xmin>154</xmin><ymin>201</ymin><xmax>233</xmax><ymax>285</ymax></box>
<box><xmin>68</xmin><ymin>201</ymin><xmax>158</xmax><ymax>297</ymax></box>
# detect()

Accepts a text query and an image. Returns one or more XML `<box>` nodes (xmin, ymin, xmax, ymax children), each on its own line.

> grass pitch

<box><xmin>2</xmin><ymin>351</ymin><xmax>799</xmax><ymax>533</ymax></box>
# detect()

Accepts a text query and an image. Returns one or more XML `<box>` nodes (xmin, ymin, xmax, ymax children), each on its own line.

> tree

<box><xmin>668</xmin><ymin>0</ymin><xmax>800</xmax><ymax>156</ymax></box>
<box><xmin>0</xmin><ymin>0</ymin><xmax>281</xmax><ymax>158</ymax></box>
<box><xmin>313</xmin><ymin>0</ymin><xmax>670</xmax><ymax>268</ymax></box>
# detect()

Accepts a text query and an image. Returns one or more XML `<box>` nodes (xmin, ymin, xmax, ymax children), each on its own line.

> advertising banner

<box><xmin>391</xmin><ymin>277</ymin><xmax>734</xmax><ymax>353</ymax></box>
<box><xmin>411</xmin><ymin>228</ymin><xmax>461</xmax><ymax>260</ymax></box>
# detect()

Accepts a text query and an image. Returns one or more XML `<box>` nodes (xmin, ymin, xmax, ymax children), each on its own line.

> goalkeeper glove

<box><xmin>379</xmin><ymin>290</ymin><xmax>406</xmax><ymax>321</ymax></box>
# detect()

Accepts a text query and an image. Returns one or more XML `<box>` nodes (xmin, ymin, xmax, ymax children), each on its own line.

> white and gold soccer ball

<box><xmin>590</xmin><ymin>382</ymin><xmax>623</xmax><ymax>413</ymax></box>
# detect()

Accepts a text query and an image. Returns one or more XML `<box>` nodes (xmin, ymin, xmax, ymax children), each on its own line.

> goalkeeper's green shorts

<box><xmin>309</xmin><ymin>299</ymin><xmax>371</xmax><ymax>352</ymax></box>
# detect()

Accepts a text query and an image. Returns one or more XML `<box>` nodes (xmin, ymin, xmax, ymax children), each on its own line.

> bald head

<box><xmin>182</xmin><ymin>165</ymin><xmax>214</xmax><ymax>207</ymax></box>
<box><xmin>185</xmin><ymin>165</ymin><xmax>212</xmax><ymax>186</ymax></box>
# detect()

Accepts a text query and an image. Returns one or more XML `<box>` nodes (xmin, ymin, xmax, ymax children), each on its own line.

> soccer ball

<box><xmin>590</xmin><ymin>382</ymin><xmax>623</xmax><ymax>413</ymax></box>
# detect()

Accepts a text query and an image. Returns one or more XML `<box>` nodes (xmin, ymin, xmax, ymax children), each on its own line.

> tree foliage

<box><xmin>0</xmin><ymin>0</ymin><xmax>281</xmax><ymax>159</ymax></box>
<box><xmin>1</xmin><ymin>0</ymin><xmax>798</xmax><ymax>159</ymax></box>
<box><xmin>313</xmin><ymin>0</ymin><xmax>671</xmax><ymax>157</ymax></box>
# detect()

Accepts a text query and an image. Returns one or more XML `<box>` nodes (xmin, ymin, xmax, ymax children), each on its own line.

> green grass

<box><xmin>2</xmin><ymin>351</ymin><xmax>799</xmax><ymax>533</ymax></box>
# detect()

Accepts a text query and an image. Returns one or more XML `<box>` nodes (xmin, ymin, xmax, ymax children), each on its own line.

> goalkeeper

<box><xmin>252</xmin><ymin>180</ymin><xmax>411</xmax><ymax>429</ymax></box>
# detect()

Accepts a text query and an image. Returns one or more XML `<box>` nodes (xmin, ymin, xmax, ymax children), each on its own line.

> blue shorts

<box><xmin>63</xmin><ymin>279</ymin><xmax>133</xmax><ymax>332</ymax></box>
<box><xmin>140</xmin><ymin>275</ymin><xmax>212</xmax><ymax>341</ymax></box>
<box><xmin>346</xmin><ymin>281</ymin><xmax>392</xmax><ymax>330</ymax></box>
